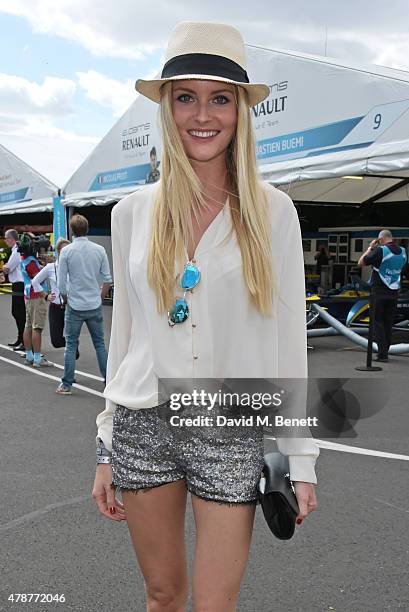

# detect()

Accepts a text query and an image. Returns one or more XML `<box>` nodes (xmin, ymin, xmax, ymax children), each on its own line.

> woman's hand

<box><xmin>47</xmin><ymin>292</ymin><xmax>56</xmax><ymax>302</ymax></box>
<box><xmin>293</xmin><ymin>481</ymin><xmax>318</xmax><ymax>526</ymax></box>
<box><xmin>92</xmin><ymin>464</ymin><xmax>127</xmax><ymax>522</ymax></box>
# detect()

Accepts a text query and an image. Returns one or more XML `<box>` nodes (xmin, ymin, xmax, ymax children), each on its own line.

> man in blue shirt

<box><xmin>56</xmin><ymin>214</ymin><xmax>112</xmax><ymax>394</ymax></box>
<box><xmin>358</xmin><ymin>229</ymin><xmax>407</xmax><ymax>362</ymax></box>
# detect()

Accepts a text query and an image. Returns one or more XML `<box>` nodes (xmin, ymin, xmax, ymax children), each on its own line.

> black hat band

<box><xmin>161</xmin><ymin>53</ymin><xmax>249</xmax><ymax>83</ymax></box>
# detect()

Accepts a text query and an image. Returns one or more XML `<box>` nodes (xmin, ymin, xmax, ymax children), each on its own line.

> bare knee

<box><xmin>146</xmin><ymin>582</ymin><xmax>188</xmax><ymax>612</ymax></box>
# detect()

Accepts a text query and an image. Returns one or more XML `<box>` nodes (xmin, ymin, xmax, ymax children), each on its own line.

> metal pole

<box><xmin>356</xmin><ymin>288</ymin><xmax>382</xmax><ymax>371</ymax></box>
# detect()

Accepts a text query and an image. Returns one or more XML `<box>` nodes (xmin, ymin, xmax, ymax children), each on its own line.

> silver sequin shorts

<box><xmin>111</xmin><ymin>402</ymin><xmax>265</xmax><ymax>506</ymax></box>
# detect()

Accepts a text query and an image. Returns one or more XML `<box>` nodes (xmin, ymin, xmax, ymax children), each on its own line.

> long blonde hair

<box><xmin>147</xmin><ymin>82</ymin><xmax>275</xmax><ymax>316</ymax></box>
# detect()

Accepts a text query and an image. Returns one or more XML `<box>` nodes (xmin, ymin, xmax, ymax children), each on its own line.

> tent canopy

<box><xmin>63</xmin><ymin>45</ymin><xmax>409</xmax><ymax>208</ymax></box>
<box><xmin>0</xmin><ymin>197</ymin><xmax>54</xmax><ymax>215</ymax></box>
<box><xmin>0</xmin><ymin>144</ymin><xmax>57</xmax><ymax>215</ymax></box>
<box><xmin>62</xmin><ymin>185</ymin><xmax>139</xmax><ymax>209</ymax></box>
<box><xmin>263</xmin><ymin>142</ymin><xmax>409</xmax><ymax>206</ymax></box>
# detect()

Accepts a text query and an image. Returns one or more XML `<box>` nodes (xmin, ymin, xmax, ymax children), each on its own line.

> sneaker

<box><xmin>25</xmin><ymin>358</ymin><xmax>34</xmax><ymax>366</ymax></box>
<box><xmin>375</xmin><ymin>356</ymin><xmax>389</xmax><ymax>363</ymax></box>
<box><xmin>56</xmin><ymin>383</ymin><xmax>72</xmax><ymax>395</ymax></box>
<box><xmin>33</xmin><ymin>358</ymin><xmax>53</xmax><ymax>368</ymax></box>
<box><xmin>13</xmin><ymin>343</ymin><xmax>25</xmax><ymax>352</ymax></box>
<box><xmin>8</xmin><ymin>340</ymin><xmax>20</xmax><ymax>347</ymax></box>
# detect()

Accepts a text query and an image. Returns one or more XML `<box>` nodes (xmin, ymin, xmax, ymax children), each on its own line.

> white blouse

<box><xmin>96</xmin><ymin>181</ymin><xmax>319</xmax><ymax>484</ymax></box>
<box><xmin>31</xmin><ymin>262</ymin><xmax>62</xmax><ymax>305</ymax></box>
<box><xmin>5</xmin><ymin>244</ymin><xmax>23</xmax><ymax>283</ymax></box>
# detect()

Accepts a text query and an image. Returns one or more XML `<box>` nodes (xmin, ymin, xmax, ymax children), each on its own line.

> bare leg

<box><xmin>23</xmin><ymin>328</ymin><xmax>32</xmax><ymax>351</ymax></box>
<box><xmin>122</xmin><ymin>479</ymin><xmax>189</xmax><ymax>612</ymax></box>
<box><xmin>191</xmin><ymin>495</ymin><xmax>257</xmax><ymax>612</ymax></box>
<box><xmin>32</xmin><ymin>329</ymin><xmax>42</xmax><ymax>353</ymax></box>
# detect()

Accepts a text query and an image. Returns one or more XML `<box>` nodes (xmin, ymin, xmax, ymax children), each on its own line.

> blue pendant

<box><xmin>180</xmin><ymin>263</ymin><xmax>201</xmax><ymax>290</ymax></box>
<box><xmin>169</xmin><ymin>299</ymin><xmax>189</xmax><ymax>324</ymax></box>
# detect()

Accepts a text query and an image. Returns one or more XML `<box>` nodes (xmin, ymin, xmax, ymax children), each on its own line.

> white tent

<box><xmin>0</xmin><ymin>144</ymin><xmax>57</xmax><ymax>215</ymax></box>
<box><xmin>63</xmin><ymin>45</ymin><xmax>409</xmax><ymax>207</ymax></box>
<box><xmin>250</xmin><ymin>47</ymin><xmax>409</xmax><ymax>205</ymax></box>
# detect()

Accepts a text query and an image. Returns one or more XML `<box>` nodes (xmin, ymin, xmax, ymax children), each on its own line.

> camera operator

<box><xmin>358</xmin><ymin>229</ymin><xmax>407</xmax><ymax>362</ymax></box>
<box><xmin>18</xmin><ymin>233</ymin><xmax>50</xmax><ymax>367</ymax></box>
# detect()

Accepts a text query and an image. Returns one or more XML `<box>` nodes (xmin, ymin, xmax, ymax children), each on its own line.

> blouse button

<box><xmin>192</xmin><ymin>324</ymin><xmax>197</xmax><ymax>328</ymax></box>
<box><xmin>193</xmin><ymin>355</ymin><xmax>198</xmax><ymax>359</ymax></box>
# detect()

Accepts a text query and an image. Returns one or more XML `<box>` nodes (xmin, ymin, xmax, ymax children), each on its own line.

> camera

<box><xmin>17</xmin><ymin>233</ymin><xmax>51</xmax><ymax>258</ymax></box>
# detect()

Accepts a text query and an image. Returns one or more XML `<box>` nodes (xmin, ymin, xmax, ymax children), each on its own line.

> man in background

<box><xmin>358</xmin><ymin>229</ymin><xmax>407</xmax><ymax>362</ymax></box>
<box><xmin>56</xmin><ymin>214</ymin><xmax>112</xmax><ymax>395</ymax></box>
<box><xmin>3</xmin><ymin>229</ymin><xmax>25</xmax><ymax>351</ymax></box>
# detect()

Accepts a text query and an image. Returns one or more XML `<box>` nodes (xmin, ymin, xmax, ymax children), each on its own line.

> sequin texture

<box><xmin>111</xmin><ymin>403</ymin><xmax>265</xmax><ymax>506</ymax></box>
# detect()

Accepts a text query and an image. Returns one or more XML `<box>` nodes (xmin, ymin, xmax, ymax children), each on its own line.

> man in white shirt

<box><xmin>56</xmin><ymin>214</ymin><xmax>112</xmax><ymax>394</ymax></box>
<box><xmin>3</xmin><ymin>229</ymin><xmax>26</xmax><ymax>350</ymax></box>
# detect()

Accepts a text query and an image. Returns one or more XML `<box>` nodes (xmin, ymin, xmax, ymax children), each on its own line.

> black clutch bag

<box><xmin>257</xmin><ymin>452</ymin><xmax>299</xmax><ymax>540</ymax></box>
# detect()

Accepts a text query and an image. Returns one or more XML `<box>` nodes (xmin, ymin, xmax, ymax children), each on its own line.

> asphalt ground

<box><xmin>0</xmin><ymin>295</ymin><xmax>408</xmax><ymax>612</ymax></box>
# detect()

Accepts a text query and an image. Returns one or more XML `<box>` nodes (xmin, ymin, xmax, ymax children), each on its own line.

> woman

<box><xmin>93</xmin><ymin>21</ymin><xmax>319</xmax><ymax>612</ymax></box>
<box><xmin>31</xmin><ymin>238</ymin><xmax>71</xmax><ymax>349</ymax></box>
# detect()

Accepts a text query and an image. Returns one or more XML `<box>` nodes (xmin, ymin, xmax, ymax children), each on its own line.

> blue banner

<box><xmin>255</xmin><ymin>116</ymin><xmax>364</xmax><ymax>161</ymax></box>
<box><xmin>0</xmin><ymin>187</ymin><xmax>29</xmax><ymax>206</ymax></box>
<box><xmin>89</xmin><ymin>163</ymin><xmax>153</xmax><ymax>191</ymax></box>
<box><xmin>53</xmin><ymin>195</ymin><xmax>67</xmax><ymax>245</ymax></box>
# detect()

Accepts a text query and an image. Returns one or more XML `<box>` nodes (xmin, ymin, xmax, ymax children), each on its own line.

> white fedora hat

<box><xmin>135</xmin><ymin>21</ymin><xmax>270</xmax><ymax>107</ymax></box>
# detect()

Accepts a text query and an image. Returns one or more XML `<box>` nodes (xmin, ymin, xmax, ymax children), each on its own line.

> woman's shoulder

<box><xmin>112</xmin><ymin>182</ymin><xmax>160</xmax><ymax>224</ymax></box>
<box><xmin>260</xmin><ymin>181</ymin><xmax>297</xmax><ymax>227</ymax></box>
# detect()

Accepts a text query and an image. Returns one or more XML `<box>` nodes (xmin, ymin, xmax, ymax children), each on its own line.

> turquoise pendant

<box><xmin>168</xmin><ymin>299</ymin><xmax>189</xmax><ymax>325</ymax></box>
<box><xmin>180</xmin><ymin>263</ymin><xmax>201</xmax><ymax>290</ymax></box>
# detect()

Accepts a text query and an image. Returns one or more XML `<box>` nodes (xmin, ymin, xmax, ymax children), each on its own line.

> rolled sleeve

<box><xmin>100</xmin><ymin>250</ymin><xmax>112</xmax><ymax>284</ymax></box>
<box><xmin>274</xmin><ymin>193</ymin><xmax>319</xmax><ymax>484</ymax></box>
<box><xmin>363</xmin><ymin>247</ymin><xmax>382</xmax><ymax>267</ymax></box>
<box><xmin>31</xmin><ymin>265</ymin><xmax>48</xmax><ymax>294</ymax></box>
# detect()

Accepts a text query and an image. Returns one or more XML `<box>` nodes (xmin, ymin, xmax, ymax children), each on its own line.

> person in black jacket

<box><xmin>3</xmin><ymin>229</ymin><xmax>26</xmax><ymax>350</ymax></box>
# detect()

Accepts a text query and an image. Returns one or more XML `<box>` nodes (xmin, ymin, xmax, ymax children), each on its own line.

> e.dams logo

<box><xmin>121</xmin><ymin>122</ymin><xmax>150</xmax><ymax>151</ymax></box>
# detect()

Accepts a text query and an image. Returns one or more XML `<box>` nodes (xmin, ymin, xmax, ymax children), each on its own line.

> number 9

<box><xmin>373</xmin><ymin>113</ymin><xmax>382</xmax><ymax>129</ymax></box>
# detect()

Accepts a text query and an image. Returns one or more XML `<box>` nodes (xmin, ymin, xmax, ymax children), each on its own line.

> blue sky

<box><xmin>1</xmin><ymin>0</ymin><xmax>408</xmax><ymax>187</ymax></box>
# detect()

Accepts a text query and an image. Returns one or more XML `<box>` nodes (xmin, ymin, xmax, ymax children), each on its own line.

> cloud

<box><xmin>0</xmin><ymin>71</ymin><xmax>98</xmax><ymax>185</ymax></box>
<box><xmin>1</xmin><ymin>0</ymin><xmax>409</xmax><ymax>69</ymax></box>
<box><xmin>0</xmin><ymin>73</ymin><xmax>76</xmax><ymax>117</ymax></box>
<box><xmin>0</xmin><ymin>0</ymin><xmax>159</xmax><ymax>59</ymax></box>
<box><xmin>0</xmin><ymin>113</ymin><xmax>98</xmax><ymax>143</ymax></box>
<box><xmin>76</xmin><ymin>70</ymin><xmax>136</xmax><ymax>117</ymax></box>
<box><xmin>76</xmin><ymin>66</ymin><xmax>161</xmax><ymax>116</ymax></box>
<box><xmin>372</xmin><ymin>35</ymin><xmax>409</xmax><ymax>72</ymax></box>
